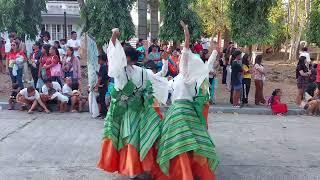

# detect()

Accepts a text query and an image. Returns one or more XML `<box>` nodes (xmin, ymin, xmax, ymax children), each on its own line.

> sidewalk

<box><xmin>0</xmin><ymin>101</ymin><xmax>305</xmax><ymax>115</ymax></box>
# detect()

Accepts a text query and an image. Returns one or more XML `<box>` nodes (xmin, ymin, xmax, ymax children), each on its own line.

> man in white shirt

<box><xmin>41</xmin><ymin>78</ymin><xmax>69</xmax><ymax>112</ymax></box>
<box><xmin>300</xmin><ymin>47</ymin><xmax>311</xmax><ymax>66</ymax></box>
<box><xmin>67</xmin><ymin>31</ymin><xmax>81</xmax><ymax>58</ymax></box>
<box><xmin>17</xmin><ymin>86</ymin><xmax>50</xmax><ymax>113</ymax></box>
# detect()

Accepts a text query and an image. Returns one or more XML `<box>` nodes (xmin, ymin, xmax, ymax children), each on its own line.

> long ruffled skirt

<box><xmin>156</xmin><ymin>100</ymin><xmax>219</xmax><ymax>180</ymax></box>
<box><xmin>97</xmin><ymin>100</ymin><xmax>162</xmax><ymax>178</ymax></box>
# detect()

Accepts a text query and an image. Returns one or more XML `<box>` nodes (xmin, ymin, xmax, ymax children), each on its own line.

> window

<box><xmin>42</xmin><ymin>24</ymin><xmax>73</xmax><ymax>41</ymax></box>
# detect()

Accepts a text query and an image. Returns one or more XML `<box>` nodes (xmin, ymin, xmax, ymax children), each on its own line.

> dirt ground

<box><xmin>0</xmin><ymin>58</ymin><xmax>298</xmax><ymax>105</ymax></box>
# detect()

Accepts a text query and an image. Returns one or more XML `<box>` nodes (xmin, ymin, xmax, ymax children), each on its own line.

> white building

<box><xmin>42</xmin><ymin>0</ymin><xmax>82</xmax><ymax>41</ymax></box>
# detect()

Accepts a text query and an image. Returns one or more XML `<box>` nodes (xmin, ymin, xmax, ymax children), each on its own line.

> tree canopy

<box><xmin>81</xmin><ymin>0</ymin><xmax>136</xmax><ymax>47</ymax></box>
<box><xmin>194</xmin><ymin>0</ymin><xmax>229</xmax><ymax>36</ymax></box>
<box><xmin>307</xmin><ymin>0</ymin><xmax>320</xmax><ymax>46</ymax></box>
<box><xmin>0</xmin><ymin>0</ymin><xmax>47</xmax><ymax>40</ymax></box>
<box><xmin>228</xmin><ymin>0</ymin><xmax>276</xmax><ymax>46</ymax></box>
<box><xmin>159</xmin><ymin>0</ymin><xmax>203</xmax><ymax>42</ymax></box>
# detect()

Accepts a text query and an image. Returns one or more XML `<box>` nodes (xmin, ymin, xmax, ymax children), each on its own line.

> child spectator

<box><xmin>8</xmin><ymin>83</ymin><xmax>20</xmax><ymax>110</ymax></box>
<box><xmin>94</xmin><ymin>54</ymin><xmax>109</xmax><ymax>118</ymax></box>
<box><xmin>41</xmin><ymin>78</ymin><xmax>68</xmax><ymax>112</ymax></box>
<box><xmin>231</xmin><ymin>50</ymin><xmax>243</xmax><ymax>107</ymax></box>
<box><xmin>16</xmin><ymin>86</ymin><xmax>49</xmax><ymax>113</ymax></box>
<box><xmin>269</xmin><ymin>89</ymin><xmax>288</xmax><ymax>115</ymax></box>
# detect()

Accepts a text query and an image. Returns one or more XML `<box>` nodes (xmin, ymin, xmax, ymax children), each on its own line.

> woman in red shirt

<box><xmin>39</xmin><ymin>44</ymin><xmax>51</xmax><ymax>81</ymax></box>
<box><xmin>44</xmin><ymin>46</ymin><xmax>62</xmax><ymax>86</ymax></box>
<box><xmin>6</xmin><ymin>41</ymin><xmax>26</xmax><ymax>89</ymax></box>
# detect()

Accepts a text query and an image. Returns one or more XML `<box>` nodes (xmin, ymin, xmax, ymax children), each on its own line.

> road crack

<box><xmin>0</xmin><ymin>117</ymin><xmax>37</xmax><ymax>142</ymax></box>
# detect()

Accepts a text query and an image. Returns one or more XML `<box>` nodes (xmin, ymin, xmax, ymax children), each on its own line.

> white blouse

<box><xmin>170</xmin><ymin>48</ymin><xmax>218</xmax><ymax>102</ymax></box>
<box><xmin>107</xmin><ymin>39</ymin><xmax>169</xmax><ymax>104</ymax></box>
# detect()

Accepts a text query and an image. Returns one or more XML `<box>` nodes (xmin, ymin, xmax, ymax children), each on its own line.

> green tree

<box><xmin>159</xmin><ymin>0</ymin><xmax>203</xmax><ymax>43</ymax></box>
<box><xmin>0</xmin><ymin>0</ymin><xmax>47</xmax><ymax>40</ymax></box>
<box><xmin>81</xmin><ymin>0</ymin><xmax>136</xmax><ymax>47</ymax></box>
<box><xmin>228</xmin><ymin>0</ymin><xmax>276</xmax><ymax>47</ymax></box>
<box><xmin>194</xmin><ymin>0</ymin><xmax>230</xmax><ymax>50</ymax></box>
<box><xmin>267</xmin><ymin>0</ymin><xmax>289</xmax><ymax>52</ymax></box>
<box><xmin>307</xmin><ymin>0</ymin><xmax>320</xmax><ymax>46</ymax></box>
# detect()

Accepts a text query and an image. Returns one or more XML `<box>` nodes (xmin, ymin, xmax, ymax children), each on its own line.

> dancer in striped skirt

<box><xmin>97</xmin><ymin>28</ymin><xmax>168</xmax><ymax>179</ymax></box>
<box><xmin>156</xmin><ymin>21</ymin><xmax>219</xmax><ymax>180</ymax></box>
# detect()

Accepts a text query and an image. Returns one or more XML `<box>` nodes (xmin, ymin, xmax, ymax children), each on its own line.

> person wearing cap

<box><xmin>94</xmin><ymin>54</ymin><xmax>109</xmax><ymax>118</ymax></box>
<box><xmin>230</xmin><ymin>50</ymin><xmax>243</xmax><ymax>107</ymax></box>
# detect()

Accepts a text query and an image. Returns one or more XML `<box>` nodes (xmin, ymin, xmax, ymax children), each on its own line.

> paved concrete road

<box><xmin>1</xmin><ymin>111</ymin><xmax>320</xmax><ymax>180</ymax></box>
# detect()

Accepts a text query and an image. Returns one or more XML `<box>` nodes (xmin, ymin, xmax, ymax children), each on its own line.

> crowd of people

<box><xmin>296</xmin><ymin>47</ymin><xmax>320</xmax><ymax>115</ymax></box>
<box><xmin>0</xmin><ymin>31</ymin><xmax>85</xmax><ymax>114</ymax></box>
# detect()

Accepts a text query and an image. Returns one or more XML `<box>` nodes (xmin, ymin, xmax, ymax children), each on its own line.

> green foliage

<box><xmin>81</xmin><ymin>0</ymin><xmax>136</xmax><ymax>47</ymax></box>
<box><xmin>159</xmin><ymin>0</ymin><xmax>203</xmax><ymax>42</ymax></box>
<box><xmin>267</xmin><ymin>0</ymin><xmax>289</xmax><ymax>50</ymax></box>
<box><xmin>307</xmin><ymin>0</ymin><xmax>320</xmax><ymax>46</ymax></box>
<box><xmin>0</xmin><ymin>0</ymin><xmax>47</xmax><ymax>40</ymax></box>
<box><xmin>228</xmin><ymin>0</ymin><xmax>277</xmax><ymax>46</ymax></box>
<box><xmin>194</xmin><ymin>0</ymin><xmax>229</xmax><ymax>36</ymax></box>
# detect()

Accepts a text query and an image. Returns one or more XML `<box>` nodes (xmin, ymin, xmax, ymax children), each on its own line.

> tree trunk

<box><xmin>150</xmin><ymin>0</ymin><xmax>159</xmax><ymax>40</ymax></box>
<box><xmin>138</xmin><ymin>0</ymin><xmax>148</xmax><ymax>40</ymax></box>
<box><xmin>289</xmin><ymin>0</ymin><xmax>299</xmax><ymax>62</ymax></box>
<box><xmin>223</xmin><ymin>26</ymin><xmax>230</xmax><ymax>49</ymax></box>
<box><xmin>217</xmin><ymin>31</ymin><xmax>222</xmax><ymax>52</ymax></box>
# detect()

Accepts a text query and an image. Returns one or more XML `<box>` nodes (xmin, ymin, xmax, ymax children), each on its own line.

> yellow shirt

<box><xmin>243</xmin><ymin>65</ymin><xmax>252</xmax><ymax>79</ymax></box>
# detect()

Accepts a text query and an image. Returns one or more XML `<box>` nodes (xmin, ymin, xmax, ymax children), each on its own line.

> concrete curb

<box><xmin>0</xmin><ymin>102</ymin><xmax>305</xmax><ymax>115</ymax></box>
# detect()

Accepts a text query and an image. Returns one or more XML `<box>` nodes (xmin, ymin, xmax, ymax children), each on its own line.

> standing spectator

<box><xmin>230</xmin><ymin>50</ymin><xmax>243</xmax><ymax>107</ymax></box>
<box><xmin>6</xmin><ymin>41</ymin><xmax>26</xmax><ymax>89</ymax></box>
<box><xmin>296</xmin><ymin>56</ymin><xmax>311</xmax><ymax>106</ymax></box>
<box><xmin>15</xmin><ymin>37</ymin><xmax>26</xmax><ymax>53</ymax></box>
<box><xmin>62</xmin><ymin>47</ymin><xmax>81</xmax><ymax>82</ymax></box>
<box><xmin>67</xmin><ymin>31</ymin><xmax>81</xmax><ymax>58</ymax></box>
<box><xmin>254</xmin><ymin>55</ymin><xmax>266</xmax><ymax>105</ymax></box>
<box><xmin>148</xmin><ymin>39</ymin><xmax>160</xmax><ymax>53</ymax></box>
<box><xmin>0</xmin><ymin>37</ymin><xmax>5</xmax><ymax>74</ymax></box>
<box><xmin>136</xmin><ymin>40</ymin><xmax>146</xmax><ymax>64</ymax></box>
<box><xmin>148</xmin><ymin>46</ymin><xmax>161</xmax><ymax>71</ymax></box>
<box><xmin>60</xmin><ymin>39</ymin><xmax>67</xmax><ymax>52</ymax></box>
<box><xmin>94</xmin><ymin>54</ymin><xmax>109</xmax><ymax>118</ymax></box>
<box><xmin>17</xmin><ymin>86</ymin><xmax>50</xmax><ymax>113</ymax></box>
<box><xmin>39</xmin><ymin>44</ymin><xmax>51</xmax><ymax>88</ymax></box>
<box><xmin>46</xmin><ymin>46</ymin><xmax>62</xmax><ymax>86</ymax></box>
<box><xmin>54</xmin><ymin>41</ymin><xmax>65</xmax><ymax>60</ymax></box>
<box><xmin>42</xmin><ymin>31</ymin><xmax>52</xmax><ymax>45</ymax></box>
<box><xmin>5</xmin><ymin>34</ymin><xmax>16</xmax><ymax>54</ymax></box>
<box><xmin>299</xmin><ymin>47</ymin><xmax>311</xmax><ymax>66</ymax></box>
<box><xmin>29</xmin><ymin>42</ymin><xmax>42</xmax><ymax>88</ymax></box>
<box><xmin>242</xmin><ymin>54</ymin><xmax>252</xmax><ymax>106</ymax></box>
<box><xmin>193</xmin><ymin>40</ymin><xmax>203</xmax><ymax>54</ymax></box>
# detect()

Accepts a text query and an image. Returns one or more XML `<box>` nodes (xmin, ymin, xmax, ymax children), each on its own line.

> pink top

<box><xmin>254</xmin><ymin>64</ymin><xmax>264</xmax><ymax>80</ymax></box>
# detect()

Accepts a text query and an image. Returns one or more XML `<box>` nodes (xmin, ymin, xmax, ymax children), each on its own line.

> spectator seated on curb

<box><xmin>304</xmin><ymin>88</ymin><xmax>320</xmax><ymax>116</ymax></box>
<box><xmin>8</xmin><ymin>83</ymin><xmax>20</xmax><ymax>110</ymax></box>
<box><xmin>62</xmin><ymin>77</ymin><xmax>87</xmax><ymax>113</ymax></box>
<box><xmin>16</xmin><ymin>86</ymin><xmax>50</xmax><ymax>114</ymax></box>
<box><xmin>41</xmin><ymin>78</ymin><xmax>69</xmax><ymax>113</ymax></box>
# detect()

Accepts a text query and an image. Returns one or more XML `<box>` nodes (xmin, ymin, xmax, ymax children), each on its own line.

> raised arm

<box><xmin>179</xmin><ymin>21</ymin><xmax>190</xmax><ymax>79</ymax></box>
<box><xmin>206</xmin><ymin>38</ymin><xmax>219</xmax><ymax>68</ymax></box>
<box><xmin>180</xmin><ymin>21</ymin><xmax>190</xmax><ymax>49</ymax></box>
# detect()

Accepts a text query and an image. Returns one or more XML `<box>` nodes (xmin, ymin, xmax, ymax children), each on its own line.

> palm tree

<box><xmin>138</xmin><ymin>0</ymin><xmax>148</xmax><ymax>40</ymax></box>
<box><xmin>149</xmin><ymin>0</ymin><xmax>159</xmax><ymax>40</ymax></box>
